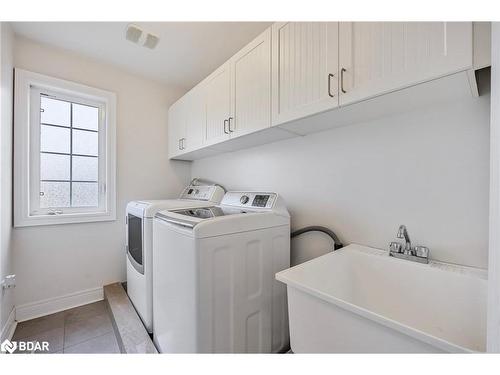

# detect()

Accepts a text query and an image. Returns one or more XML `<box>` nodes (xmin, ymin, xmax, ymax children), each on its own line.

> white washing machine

<box><xmin>126</xmin><ymin>182</ymin><xmax>225</xmax><ymax>332</ymax></box>
<box><xmin>152</xmin><ymin>191</ymin><xmax>290</xmax><ymax>353</ymax></box>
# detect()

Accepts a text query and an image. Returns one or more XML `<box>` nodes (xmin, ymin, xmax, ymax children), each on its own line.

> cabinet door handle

<box><xmin>328</xmin><ymin>73</ymin><xmax>335</xmax><ymax>98</ymax></box>
<box><xmin>178</xmin><ymin>138</ymin><xmax>182</xmax><ymax>150</ymax></box>
<box><xmin>340</xmin><ymin>68</ymin><xmax>347</xmax><ymax>94</ymax></box>
<box><xmin>228</xmin><ymin>117</ymin><xmax>234</xmax><ymax>132</ymax></box>
<box><xmin>224</xmin><ymin>119</ymin><xmax>229</xmax><ymax>134</ymax></box>
<box><xmin>181</xmin><ymin>138</ymin><xmax>186</xmax><ymax>150</ymax></box>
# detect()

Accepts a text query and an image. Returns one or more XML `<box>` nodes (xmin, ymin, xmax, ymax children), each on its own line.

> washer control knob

<box><xmin>194</xmin><ymin>189</ymin><xmax>200</xmax><ymax>195</ymax></box>
<box><xmin>240</xmin><ymin>195</ymin><xmax>250</xmax><ymax>204</ymax></box>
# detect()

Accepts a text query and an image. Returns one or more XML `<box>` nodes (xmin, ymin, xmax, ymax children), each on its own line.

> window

<box><xmin>14</xmin><ymin>69</ymin><xmax>116</xmax><ymax>226</ymax></box>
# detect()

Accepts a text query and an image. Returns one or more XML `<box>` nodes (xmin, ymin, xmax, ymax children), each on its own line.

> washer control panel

<box><xmin>251</xmin><ymin>194</ymin><xmax>270</xmax><ymax>208</ymax></box>
<box><xmin>180</xmin><ymin>185</ymin><xmax>222</xmax><ymax>201</ymax></box>
<box><xmin>222</xmin><ymin>192</ymin><xmax>277</xmax><ymax>209</ymax></box>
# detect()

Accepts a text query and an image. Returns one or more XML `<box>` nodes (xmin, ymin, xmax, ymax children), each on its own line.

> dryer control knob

<box><xmin>240</xmin><ymin>195</ymin><xmax>250</xmax><ymax>204</ymax></box>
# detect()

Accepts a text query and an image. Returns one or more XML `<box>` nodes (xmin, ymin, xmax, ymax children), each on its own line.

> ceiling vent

<box><xmin>125</xmin><ymin>24</ymin><xmax>159</xmax><ymax>50</ymax></box>
<box><xmin>143</xmin><ymin>33</ymin><xmax>159</xmax><ymax>49</ymax></box>
<box><xmin>125</xmin><ymin>24</ymin><xmax>143</xmax><ymax>43</ymax></box>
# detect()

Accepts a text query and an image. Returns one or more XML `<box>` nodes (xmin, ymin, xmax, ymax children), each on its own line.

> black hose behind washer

<box><xmin>290</xmin><ymin>226</ymin><xmax>343</xmax><ymax>251</ymax></box>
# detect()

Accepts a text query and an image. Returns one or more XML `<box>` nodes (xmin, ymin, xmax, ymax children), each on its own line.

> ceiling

<box><xmin>11</xmin><ymin>22</ymin><xmax>272</xmax><ymax>91</ymax></box>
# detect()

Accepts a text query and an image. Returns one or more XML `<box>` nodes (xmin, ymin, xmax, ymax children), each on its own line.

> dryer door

<box><xmin>127</xmin><ymin>213</ymin><xmax>144</xmax><ymax>274</ymax></box>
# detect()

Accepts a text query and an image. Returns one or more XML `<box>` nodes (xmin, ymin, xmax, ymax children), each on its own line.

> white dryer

<box><xmin>152</xmin><ymin>191</ymin><xmax>290</xmax><ymax>353</ymax></box>
<box><xmin>126</xmin><ymin>182</ymin><xmax>224</xmax><ymax>332</ymax></box>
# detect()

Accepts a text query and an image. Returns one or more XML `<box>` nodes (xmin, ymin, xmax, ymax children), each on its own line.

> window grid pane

<box><xmin>39</xmin><ymin>95</ymin><xmax>99</xmax><ymax>209</ymax></box>
<box><xmin>40</xmin><ymin>96</ymin><xmax>70</xmax><ymax>127</ymax></box>
<box><xmin>72</xmin><ymin>103</ymin><xmax>99</xmax><ymax>131</ymax></box>
<box><xmin>72</xmin><ymin>182</ymin><xmax>99</xmax><ymax>207</ymax></box>
<box><xmin>40</xmin><ymin>181</ymin><xmax>70</xmax><ymax>208</ymax></box>
<box><xmin>40</xmin><ymin>124</ymin><xmax>70</xmax><ymax>154</ymax></box>
<box><xmin>72</xmin><ymin>155</ymin><xmax>98</xmax><ymax>182</ymax></box>
<box><xmin>73</xmin><ymin>129</ymin><xmax>98</xmax><ymax>156</ymax></box>
<box><xmin>40</xmin><ymin>153</ymin><xmax>70</xmax><ymax>180</ymax></box>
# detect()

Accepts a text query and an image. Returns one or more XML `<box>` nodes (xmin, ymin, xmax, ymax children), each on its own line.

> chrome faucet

<box><xmin>396</xmin><ymin>225</ymin><xmax>413</xmax><ymax>255</ymax></box>
<box><xmin>389</xmin><ymin>225</ymin><xmax>430</xmax><ymax>264</ymax></box>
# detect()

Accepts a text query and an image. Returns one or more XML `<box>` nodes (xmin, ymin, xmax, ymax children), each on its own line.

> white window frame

<box><xmin>14</xmin><ymin>69</ymin><xmax>116</xmax><ymax>227</ymax></box>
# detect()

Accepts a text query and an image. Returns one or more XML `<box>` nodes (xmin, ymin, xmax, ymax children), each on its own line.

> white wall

<box><xmin>0</xmin><ymin>22</ymin><xmax>14</xmax><ymax>335</ymax></box>
<box><xmin>12</xmin><ymin>36</ymin><xmax>191</xmax><ymax>309</ymax></box>
<box><xmin>192</xmin><ymin>93</ymin><xmax>490</xmax><ymax>269</ymax></box>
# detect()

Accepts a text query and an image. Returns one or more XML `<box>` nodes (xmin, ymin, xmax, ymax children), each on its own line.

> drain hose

<box><xmin>290</xmin><ymin>226</ymin><xmax>343</xmax><ymax>251</ymax></box>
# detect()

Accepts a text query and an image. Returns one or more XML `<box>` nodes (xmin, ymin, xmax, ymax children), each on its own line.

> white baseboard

<box><xmin>1</xmin><ymin>307</ymin><xmax>17</xmax><ymax>342</ymax></box>
<box><xmin>15</xmin><ymin>287</ymin><xmax>103</xmax><ymax>322</ymax></box>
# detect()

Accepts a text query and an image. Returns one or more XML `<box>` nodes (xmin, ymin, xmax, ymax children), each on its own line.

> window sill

<box><xmin>14</xmin><ymin>211</ymin><xmax>117</xmax><ymax>227</ymax></box>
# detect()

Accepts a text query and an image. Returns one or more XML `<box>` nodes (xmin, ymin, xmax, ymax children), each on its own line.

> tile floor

<box><xmin>12</xmin><ymin>301</ymin><xmax>121</xmax><ymax>354</ymax></box>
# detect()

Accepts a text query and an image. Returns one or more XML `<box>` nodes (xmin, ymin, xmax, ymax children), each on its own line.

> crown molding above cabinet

<box><xmin>168</xmin><ymin>22</ymin><xmax>491</xmax><ymax>161</ymax></box>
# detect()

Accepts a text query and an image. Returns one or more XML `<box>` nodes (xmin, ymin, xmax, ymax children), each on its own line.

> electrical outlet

<box><xmin>1</xmin><ymin>274</ymin><xmax>16</xmax><ymax>290</ymax></box>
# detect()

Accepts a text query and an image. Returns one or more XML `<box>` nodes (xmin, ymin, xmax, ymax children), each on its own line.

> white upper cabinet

<box><xmin>204</xmin><ymin>62</ymin><xmax>232</xmax><ymax>146</ymax></box>
<box><xmin>167</xmin><ymin>96</ymin><xmax>186</xmax><ymax>159</ymax></box>
<box><xmin>230</xmin><ymin>28</ymin><xmax>272</xmax><ymax>138</ymax></box>
<box><xmin>168</xmin><ymin>86</ymin><xmax>205</xmax><ymax>158</ymax></box>
<box><xmin>168</xmin><ymin>22</ymin><xmax>485</xmax><ymax>160</ymax></box>
<box><xmin>184</xmin><ymin>86</ymin><xmax>205</xmax><ymax>152</ymax></box>
<box><xmin>271</xmin><ymin>22</ymin><xmax>339</xmax><ymax>126</ymax></box>
<box><xmin>338</xmin><ymin>22</ymin><xmax>473</xmax><ymax>106</ymax></box>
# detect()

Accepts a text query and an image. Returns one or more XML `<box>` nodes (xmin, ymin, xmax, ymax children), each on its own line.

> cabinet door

<box><xmin>167</xmin><ymin>97</ymin><xmax>186</xmax><ymax>158</ymax></box>
<box><xmin>272</xmin><ymin>22</ymin><xmax>339</xmax><ymax>126</ymax></box>
<box><xmin>339</xmin><ymin>22</ymin><xmax>473</xmax><ymax>106</ymax></box>
<box><xmin>230</xmin><ymin>28</ymin><xmax>271</xmax><ymax>138</ymax></box>
<box><xmin>184</xmin><ymin>86</ymin><xmax>205</xmax><ymax>152</ymax></box>
<box><xmin>204</xmin><ymin>62</ymin><xmax>232</xmax><ymax>146</ymax></box>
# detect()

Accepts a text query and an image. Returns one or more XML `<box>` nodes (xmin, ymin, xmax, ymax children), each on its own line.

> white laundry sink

<box><xmin>276</xmin><ymin>244</ymin><xmax>487</xmax><ymax>353</ymax></box>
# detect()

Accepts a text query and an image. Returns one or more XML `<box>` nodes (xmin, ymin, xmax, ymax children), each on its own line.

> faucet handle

<box><xmin>414</xmin><ymin>246</ymin><xmax>430</xmax><ymax>259</ymax></box>
<box><xmin>389</xmin><ymin>241</ymin><xmax>402</xmax><ymax>254</ymax></box>
<box><xmin>396</xmin><ymin>225</ymin><xmax>406</xmax><ymax>239</ymax></box>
